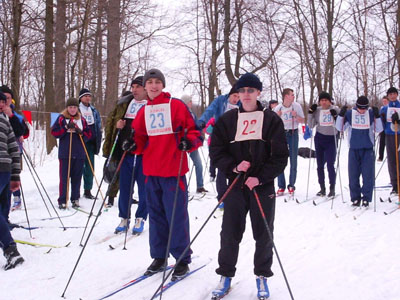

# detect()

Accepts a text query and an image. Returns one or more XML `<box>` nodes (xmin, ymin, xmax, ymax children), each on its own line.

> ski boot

<box><xmin>84</xmin><ymin>190</ymin><xmax>95</xmax><ymax>199</ymax></box>
<box><xmin>256</xmin><ymin>276</ymin><xmax>270</xmax><ymax>299</ymax></box>
<box><xmin>211</xmin><ymin>276</ymin><xmax>231</xmax><ymax>299</ymax></box>
<box><xmin>3</xmin><ymin>244</ymin><xmax>24</xmax><ymax>270</ymax></box>
<box><xmin>132</xmin><ymin>218</ymin><xmax>144</xmax><ymax>235</ymax></box>
<box><xmin>106</xmin><ymin>197</ymin><xmax>114</xmax><ymax>208</ymax></box>
<box><xmin>144</xmin><ymin>258</ymin><xmax>166</xmax><ymax>276</ymax></box>
<box><xmin>59</xmin><ymin>203</ymin><xmax>67</xmax><ymax>210</ymax></box>
<box><xmin>171</xmin><ymin>261</ymin><xmax>189</xmax><ymax>281</ymax></box>
<box><xmin>327</xmin><ymin>185</ymin><xmax>335</xmax><ymax>198</ymax></box>
<box><xmin>114</xmin><ymin>218</ymin><xmax>129</xmax><ymax>234</ymax></box>
<box><xmin>71</xmin><ymin>200</ymin><xmax>80</xmax><ymax>208</ymax></box>
<box><xmin>362</xmin><ymin>200</ymin><xmax>369</xmax><ymax>207</ymax></box>
<box><xmin>351</xmin><ymin>199</ymin><xmax>361</xmax><ymax>207</ymax></box>
<box><xmin>316</xmin><ymin>186</ymin><xmax>326</xmax><ymax>197</ymax></box>
<box><xmin>11</xmin><ymin>196</ymin><xmax>21</xmax><ymax>211</ymax></box>
<box><xmin>276</xmin><ymin>188</ymin><xmax>285</xmax><ymax>196</ymax></box>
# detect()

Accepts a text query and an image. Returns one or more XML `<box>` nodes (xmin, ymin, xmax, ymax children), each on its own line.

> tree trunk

<box><xmin>54</xmin><ymin>0</ymin><xmax>66</xmax><ymax>111</ymax></box>
<box><xmin>10</xmin><ymin>0</ymin><xmax>22</xmax><ymax>110</ymax></box>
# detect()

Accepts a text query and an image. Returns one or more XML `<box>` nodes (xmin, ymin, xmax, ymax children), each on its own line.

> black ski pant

<box><xmin>378</xmin><ymin>131</ymin><xmax>386</xmax><ymax>160</ymax></box>
<box><xmin>216</xmin><ymin>182</ymin><xmax>275</xmax><ymax>278</ymax></box>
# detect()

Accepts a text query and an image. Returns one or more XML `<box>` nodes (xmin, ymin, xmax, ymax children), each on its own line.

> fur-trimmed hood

<box><xmin>61</xmin><ymin>109</ymin><xmax>81</xmax><ymax>120</ymax></box>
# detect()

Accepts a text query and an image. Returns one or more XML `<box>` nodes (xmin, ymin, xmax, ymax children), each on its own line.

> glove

<box><xmin>339</xmin><ymin>106</ymin><xmax>347</xmax><ymax>117</ymax></box>
<box><xmin>122</xmin><ymin>139</ymin><xmax>137</xmax><ymax>152</ymax></box>
<box><xmin>372</xmin><ymin>106</ymin><xmax>380</xmax><ymax>118</ymax></box>
<box><xmin>178</xmin><ymin>137</ymin><xmax>192</xmax><ymax>151</ymax></box>
<box><xmin>330</xmin><ymin>109</ymin><xmax>337</xmax><ymax>117</ymax></box>
<box><xmin>75</xmin><ymin>126</ymin><xmax>83</xmax><ymax>135</ymax></box>
<box><xmin>67</xmin><ymin>120</ymin><xmax>75</xmax><ymax>129</ymax></box>
<box><xmin>392</xmin><ymin>112</ymin><xmax>400</xmax><ymax>124</ymax></box>
<box><xmin>308</xmin><ymin>104</ymin><xmax>317</xmax><ymax>114</ymax></box>
<box><xmin>198</xmin><ymin>122</ymin><xmax>206</xmax><ymax>130</ymax></box>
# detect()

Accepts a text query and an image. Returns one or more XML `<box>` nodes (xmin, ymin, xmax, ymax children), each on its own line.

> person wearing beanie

<box><xmin>130</xmin><ymin>69</ymin><xmax>202</xmax><ymax>280</ymax></box>
<box><xmin>181</xmin><ymin>94</ymin><xmax>208</xmax><ymax>194</ymax></box>
<box><xmin>273</xmin><ymin>88</ymin><xmax>305</xmax><ymax>197</ymax></box>
<box><xmin>380</xmin><ymin>87</ymin><xmax>400</xmax><ymax>197</ymax></box>
<box><xmin>51</xmin><ymin>97</ymin><xmax>92</xmax><ymax>209</ymax></box>
<box><xmin>78</xmin><ymin>88</ymin><xmax>102</xmax><ymax>200</ymax></box>
<box><xmin>198</xmin><ymin>84</ymin><xmax>240</xmax><ymax>206</ymax></box>
<box><xmin>268</xmin><ymin>100</ymin><xmax>278</xmax><ymax>111</ymax></box>
<box><xmin>209</xmin><ymin>72</ymin><xmax>288</xmax><ymax>299</ymax></box>
<box><xmin>377</xmin><ymin>96</ymin><xmax>389</xmax><ymax>161</ymax></box>
<box><xmin>336</xmin><ymin>96</ymin><xmax>383</xmax><ymax>207</ymax></box>
<box><xmin>307</xmin><ymin>92</ymin><xmax>340</xmax><ymax>198</ymax></box>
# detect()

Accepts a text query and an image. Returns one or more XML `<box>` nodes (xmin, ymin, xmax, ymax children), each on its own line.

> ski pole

<box><xmin>395</xmin><ymin>122</ymin><xmax>400</xmax><ymax>206</ymax></box>
<box><xmin>253</xmin><ymin>189</ymin><xmax>295</xmax><ymax>300</ymax></box>
<box><xmin>331</xmin><ymin>116</ymin><xmax>345</xmax><ymax>209</ymax></box>
<box><xmin>123</xmin><ymin>154</ymin><xmax>137</xmax><ymax>250</ymax></box>
<box><xmin>66</xmin><ymin>131</ymin><xmax>73</xmax><ymax>208</ymax></box>
<box><xmin>375</xmin><ymin>155</ymin><xmax>387</xmax><ymax>179</ymax></box>
<box><xmin>373</xmin><ymin>117</ymin><xmax>377</xmax><ymax>212</ymax></box>
<box><xmin>305</xmin><ymin>130</ymin><xmax>313</xmax><ymax>202</ymax></box>
<box><xmin>150</xmin><ymin>172</ymin><xmax>242</xmax><ymax>300</ymax></box>
<box><xmin>19</xmin><ymin>184</ymin><xmax>32</xmax><ymax>239</ymax></box>
<box><xmin>187</xmin><ymin>163</ymin><xmax>195</xmax><ymax>190</ymax></box>
<box><xmin>61</xmin><ymin>150</ymin><xmax>128</xmax><ymax>298</ymax></box>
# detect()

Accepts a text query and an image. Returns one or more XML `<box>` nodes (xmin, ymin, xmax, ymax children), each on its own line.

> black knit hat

<box><xmin>0</xmin><ymin>85</ymin><xmax>13</xmax><ymax>99</ymax></box>
<box><xmin>66</xmin><ymin>97</ymin><xmax>79</xmax><ymax>107</ymax></box>
<box><xmin>387</xmin><ymin>87</ymin><xmax>398</xmax><ymax>95</ymax></box>
<box><xmin>0</xmin><ymin>91</ymin><xmax>6</xmax><ymax>102</ymax></box>
<box><xmin>131</xmin><ymin>76</ymin><xmax>144</xmax><ymax>87</ymax></box>
<box><xmin>356</xmin><ymin>96</ymin><xmax>369</xmax><ymax>109</ymax></box>
<box><xmin>318</xmin><ymin>91</ymin><xmax>332</xmax><ymax>102</ymax></box>
<box><xmin>143</xmin><ymin>69</ymin><xmax>166</xmax><ymax>88</ymax></box>
<box><xmin>228</xmin><ymin>85</ymin><xmax>238</xmax><ymax>96</ymax></box>
<box><xmin>79</xmin><ymin>88</ymin><xmax>92</xmax><ymax>100</ymax></box>
<box><xmin>235</xmin><ymin>73</ymin><xmax>263</xmax><ymax>91</ymax></box>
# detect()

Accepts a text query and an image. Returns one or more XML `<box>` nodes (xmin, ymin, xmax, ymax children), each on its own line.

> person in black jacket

<box><xmin>209</xmin><ymin>73</ymin><xmax>288</xmax><ymax>299</ymax></box>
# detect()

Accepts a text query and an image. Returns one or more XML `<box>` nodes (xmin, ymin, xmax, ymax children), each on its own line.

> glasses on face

<box><xmin>238</xmin><ymin>88</ymin><xmax>256</xmax><ymax>94</ymax></box>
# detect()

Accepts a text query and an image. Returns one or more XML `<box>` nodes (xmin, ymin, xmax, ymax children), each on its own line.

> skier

<box><xmin>209</xmin><ymin>73</ymin><xmax>288</xmax><ymax>299</ymax></box>
<box><xmin>336</xmin><ymin>96</ymin><xmax>382</xmax><ymax>207</ymax></box>
<box><xmin>273</xmin><ymin>88</ymin><xmax>305</xmax><ymax>197</ymax></box>
<box><xmin>51</xmin><ymin>98</ymin><xmax>92</xmax><ymax>209</ymax></box>
<box><xmin>128</xmin><ymin>69</ymin><xmax>202</xmax><ymax>280</ymax></box>
<box><xmin>0</xmin><ymin>91</ymin><xmax>24</xmax><ymax>270</ymax></box>
<box><xmin>78</xmin><ymin>88</ymin><xmax>102</xmax><ymax>200</ymax></box>
<box><xmin>307</xmin><ymin>92</ymin><xmax>339</xmax><ymax>197</ymax></box>
<box><xmin>377</xmin><ymin>96</ymin><xmax>389</xmax><ymax>162</ymax></box>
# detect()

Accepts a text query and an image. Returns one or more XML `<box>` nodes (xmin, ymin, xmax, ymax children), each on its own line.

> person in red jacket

<box><xmin>129</xmin><ymin>69</ymin><xmax>202</xmax><ymax>280</ymax></box>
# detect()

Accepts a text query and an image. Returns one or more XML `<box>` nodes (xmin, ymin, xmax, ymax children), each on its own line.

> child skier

<box><xmin>336</xmin><ymin>96</ymin><xmax>382</xmax><ymax>207</ymax></box>
<box><xmin>51</xmin><ymin>98</ymin><xmax>92</xmax><ymax>209</ymax></box>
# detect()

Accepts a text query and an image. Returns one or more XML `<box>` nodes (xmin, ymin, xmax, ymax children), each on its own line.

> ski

<box><xmin>15</xmin><ymin>239</ymin><xmax>71</xmax><ymax>248</ymax></box>
<box><xmin>353</xmin><ymin>207</ymin><xmax>369</xmax><ymax>220</ymax></box>
<box><xmin>284</xmin><ymin>194</ymin><xmax>297</xmax><ymax>203</ymax></box>
<box><xmin>189</xmin><ymin>193</ymin><xmax>207</xmax><ymax>201</ymax></box>
<box><xmin>313</xmin><ymin>194</ymin><xmax>340</xmax><ymax>206</ymax></box>
<box><xmin>108</xmin><ymin>234</ymin><xmax>139</xmax><ymax>250</ymax></box>
<box><xmin>379</xmin><ymin>197</ymin><xmax>392</xmax><ymax>203</ymax></box>
<box><xmin>73</xmin><ymin>207</ymin><xmax>98</xmax><ymax>217</ymax></box>
<box><xmin>95</xmin><ymin>233</ymin><xmax>121</xmax><ymax>245</ymax></box>
<box><xmin>13</xmin><ymin>224</ymin><xmax>85</xmax><ymax>230</ymax></box>
<box><xmin>384</xmin><ymin>206</ymin><xmax>400</xmax><ymax>215</ymax></box>
<box><xmin>296</xmin><ymin>195</ymin><xmax>320</xmax><ymax>204</ymax></box>
<box><xmin>39</xmin><ymin>210</ymin><xmax>78</xmax><ymax>221</ymax></box>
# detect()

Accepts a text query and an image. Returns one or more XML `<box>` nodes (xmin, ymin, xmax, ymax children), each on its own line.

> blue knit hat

<box><xmin>235</xmin><ymin>73</ymin><xmax>263</xmax><ymax>91</ymax></box>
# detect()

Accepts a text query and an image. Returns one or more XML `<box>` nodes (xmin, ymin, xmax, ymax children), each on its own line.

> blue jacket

<box><xmin>380</xmin><ymin>100</ymin><xmax>400</xmax><ymax>135</ymax></box>
<box><xmin>80</xmin><ymin>104</ymin><xmax>102</xmax><ymax>154</ymax></box>
<box><xmin>198</xmin><ymin>94</ymin><xmax>240</xmax><ymax>127</ymax></box>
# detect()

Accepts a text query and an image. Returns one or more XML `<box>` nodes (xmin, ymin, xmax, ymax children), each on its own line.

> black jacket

<box><xmin>210</xmin><ymin>102</ymin><xmax>288</xmax><ymax>185</ymax></box>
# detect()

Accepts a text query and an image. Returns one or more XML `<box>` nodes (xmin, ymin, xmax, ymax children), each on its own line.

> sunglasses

<box><xmin>238</xmin><ymin>88</ymin><xmax>256</xmax><ymax>94</ymax></box>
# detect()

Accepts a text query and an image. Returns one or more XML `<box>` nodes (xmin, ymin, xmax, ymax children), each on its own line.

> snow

<box><xmin>3</xmin><ymin>135</ymin><xmax>400</xmax><ymax>300</ymax></box>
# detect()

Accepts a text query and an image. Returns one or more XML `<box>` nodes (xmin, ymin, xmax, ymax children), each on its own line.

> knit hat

<box><xmin>318</xmin><ymin>91</ymin><xmax>332</xmax><ymax>102</ymax></box>
<box><xmin>387</xmin><ymin>87</ymin><xmax>398</xmax><ymax>95</ymax></box>
<box><xmin>235</xmin><ymin>73</ymin><xmax>263</xmax><ymax>91</ymax></box>
<box><xmin>131</xmin><ymin>76</ymin><xmax>144</xmax><ymax>87</ymax></box>
<box><xmin>356</xmin><ymin>96</ymin><xmax>369</xmax><ymax>109</ymax></box>
<box><xmin>0</xmin><ymin>85</ymin><xmax>13</xmax><ymax>99</ymax></box>
<box><xmin>79</xmin><ymin>88</ymin><xmax>92</xmax><ymax>100</ymax></box>
<box><xmin>228</xmin><ymin>85</ymin><xmax>238</xmax><ymax>96</ymax></box>
<box><xmin>269</xmin><ymin>100</ymin><xmax>278</xmax><ymax>105</ymax></box>
<box><xmin>66</xmin><ymin>97</ymin><xmax>79</xmax><ymax>107</ymax></box>
<box><xmin>0</xmin><ymin>91</ymin><xmax>6</xmax><ymax>102</ymax></box>
<box><xmin>143</xmin><ymin>69</ymin><xmax>166</xmax><ymax>88</ymax></box>
<box><xmin>181</xmin><ymin>94</ymin><xmax>192</xmax><ymax>105</ymax></box>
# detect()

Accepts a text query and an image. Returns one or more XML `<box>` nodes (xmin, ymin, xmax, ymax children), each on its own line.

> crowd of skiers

<box><xmin>2</xmin><ymin>69</ymin><xmax>400</xmax><ymax>300</ymax></box>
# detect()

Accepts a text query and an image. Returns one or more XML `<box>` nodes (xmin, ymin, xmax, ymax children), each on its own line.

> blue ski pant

<box><xmin>189</xmin><ymin>149</ymin><xmax>204</xmax><ymax>189</ymax></box>
<box><xmin>314</xmin><ymin>132</ymin><xmax>337</xmax><ymax>188</ymax></box>
<box><xmin>0</xmin><ymin>172</ymin><xmax>13</xmax><ymax>250</ymax></box>
<box><xmin>0</xmin><ymin>175</ymin><xmax>11</xmax><ymax>222</ymax></box>
<box><xmin>83</xmin><ymin>142</ymin><xmax>95</xmax><ymax>191</ymax></box>
<box><xmin>278</xmin><ymin>129</ymin><xmax>298</xmax><ymax>189</ymax></box>
<box><xmin>118</xmin><ymin>154</ymin><xmax>147</xmax><ymax>220</ymax></box>
<box><xmin>348</xmin><ymin>148</ymin><xmax>374</xmax><ymax>202</ymax></box>
<box><xmin>145</xmin><ymin>176</ymin><xmax>192</xmax><ymax>264</ymax></box>
<box><xmin>58</xmin><ymin>158</ymin><xmax>84</xmax><ymax>204</ymax></box>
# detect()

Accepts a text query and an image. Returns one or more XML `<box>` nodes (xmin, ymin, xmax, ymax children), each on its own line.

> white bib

<box><xmin>234</xmin><ymin>111</ymin><xmax>264</xmax><ymax>142</ymax></box>
<box><xmin>80</xmin><ymin>105</ymin><xmax>94</xmax><ymax>125</ymax></box>
<box><xmin>351</xmin><ymin>110</ymin><xmax>370</xmax><ymax>130</ymax></box>
<box><xmin>145</xmin><ymin>100</ymin><xmax>173</xmax><ymax>136</ymax></box>
<box><xmin>125</xmin><ymin>100</ymin><xmax>147</xmax><ymax>119</ymax></box>
<box><xmin>319</xmin><ymin>109</ymin><xmax>334</xmax><ymax>127</ymax></box>
<box><xmin>280</xmin><ymin>107</ymin><xmax>294</xmax><ymax>127</ymax></box>
<box><xmin>225</xmin><ymin>102</ymin><xmax>239</xmax><ymax>112</ymax></box>
<box><xmin>386</xmin><ymin>107</ymin><xmax>400</xmax><ymax>122</ymax></box>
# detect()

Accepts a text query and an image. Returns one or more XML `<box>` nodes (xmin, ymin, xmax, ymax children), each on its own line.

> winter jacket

<box><xmin>0</xmin><ymin>113</ymin><xmax>20</xmax><ymax>181</ymax></box>
<box><xmin>79</xmin><ymin>103</ymin><xmax>102</xmax><ymax>154</ymax></box>
<box><xmin>210</xmin><ymin>101</ymin><xmax>289</xmax><ymax>185</ymax></box>
<box><xmin>380</xmin><ymin>100</ymin><xmax>400</xmax><ymax>135</ymax></box>
<box><xmin>51</xmin><ymin>110</ymin><xmax>92</xmax><ymax>159</ymax></box>
<box><xmin>308</xmin><ymin>105</ymin><xmax>340</xmax><ymax>136</ymax></box>
<box><xmin>132</xmin><ymin>91</ymin><xmax>202</xmax><ymax>177</ymax></box>
<box><xmin>198</xmin><ymin>94</ymin><xmax>241</xmax><ymax>127</ymax></box>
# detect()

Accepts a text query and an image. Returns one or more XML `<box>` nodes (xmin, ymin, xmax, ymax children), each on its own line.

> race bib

<box><xmin>125</xmin><ymin>100</ymin><xmax>147</xmax><ymax>119</ymax></box>
<box><xmin>234</xmin><ymin>111</ymin><xmax>264</xmax><ymax>142</ymax></box>
<box><xmin>281</xmin><ymin>107</ymin><xmax>293</xmax><ymax>127</ymax></box>
<box><xmin>386</xmin><ymin>107</ymin><xmax>400</xmax><ymax>122</ymax></box>
<box><xmin>319</xmin><ymin>110</ymin><xmax>334</xmax><ymax>127</ymax></box>
<box><xmin>81</xmin><ymin>110</ymin><xmax>94</xmax><ymax>125</ymax></box>
<box><xmin>145</xmin><ymin>101</ymin><xmax>173</xmax><ymax>136</ymax></box>
<box><xmin>351</xmin><ymin>110</ymin><xmax>370</xmax><ymax>130</ymax></box>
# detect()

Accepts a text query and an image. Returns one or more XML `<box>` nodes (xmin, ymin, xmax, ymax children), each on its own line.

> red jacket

<box><xmin>132</xmin><ymin>92</ymin><xmax>202</xmax><ymax>177</ymax></box>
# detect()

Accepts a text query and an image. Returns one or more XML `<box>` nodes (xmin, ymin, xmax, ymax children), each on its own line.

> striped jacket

<box><xmin>0</xmin><ymin>113</ymin><xmax>21</xmax><ymax>181</ymax></box>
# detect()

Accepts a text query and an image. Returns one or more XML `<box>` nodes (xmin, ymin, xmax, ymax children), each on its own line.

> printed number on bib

<box><xmin>82</xmin><ymin>112</ymin><xmax>94</xmax><ymax>125</ymax></box>
<box><xmin>386</xmin><ymin>107</ymin><xmax>400</xmax><ymax>123</ymax></box>
<box><xmin>145</xmin><ymin>102</ymin><xmax>173</xmax><ymax>136</ymax></box>
<box><xmin>319</xmin><ymin>110</ymin><xmax>334</xmax><ymax>126</ymax></box>
<box><xmin>235</xmin><ymin>111</ymin><xmax>264</xmax><ymax>142</ymax></box>
<box><xmin>351</xmin><ymin>109</ymin><xmax>370</xmax><ymax>130</ymax></box>
<box><xmin>281</xmin><ymin>107</ymin><xmax>294</xmax><ymax>128</ymax></box>
<box><xmin>125</xmin><ymin>100</ymin><xmax>147</xmax><ymax>119</ymax></box>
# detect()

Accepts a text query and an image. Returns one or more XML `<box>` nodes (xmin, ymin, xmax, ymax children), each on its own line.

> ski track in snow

<box><xmin>3</xmin><ymin>138</ymin><xmax>400</xmax><ymax>300</ymax></box>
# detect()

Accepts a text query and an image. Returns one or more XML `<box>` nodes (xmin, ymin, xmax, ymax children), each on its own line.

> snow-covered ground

<box><xmin>3</xmin><ymin>136</ymin><xmax>400</xmax><ymax>300</ymax></box>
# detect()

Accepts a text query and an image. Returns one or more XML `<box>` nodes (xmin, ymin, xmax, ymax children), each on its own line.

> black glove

<box><xmin>122</xmin><ymin>139</ymin><xmax>137</xmax><ymax>152</ymax></box>
<box><xmin>75</xmin><ymin>126</ymin><xmax>83</xmax><ymax>135</ymax></box>
<box><xmin>178</xmin><ymin>137</ymin><xmax>192</xmax><ymax>151</ymax></box>
<box><xmin>372</xmin><ymin>106</ymin><xmax>380</xmax><ymax>118</ymax></box>
<box><xmin>67</xmin><ymin>120</ymin><xmax>75</xmax><ymax>129</ymax></box>
<box><xmin>392</xmin><ymin>112</ymin><xmax>400</xmax><ymax>124</ymax></box>
<box><xmin>339</xmin><ymin>106</ymin><xmax>347</xmax><ymax>117</ymax></box>
<box><xmin>308</xmin><ymin>104</ymin><xmax>317</xmax><ymax>114</ymax></box>
<box><xmin>198</xmin><ymin>122</ymin><xmax>206</xmax><ymax>130</ymax></box>
<box><xmin>330</xmin><ymin>109</ymin><xmax>338</xmax><ymax>117</ymax></box>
